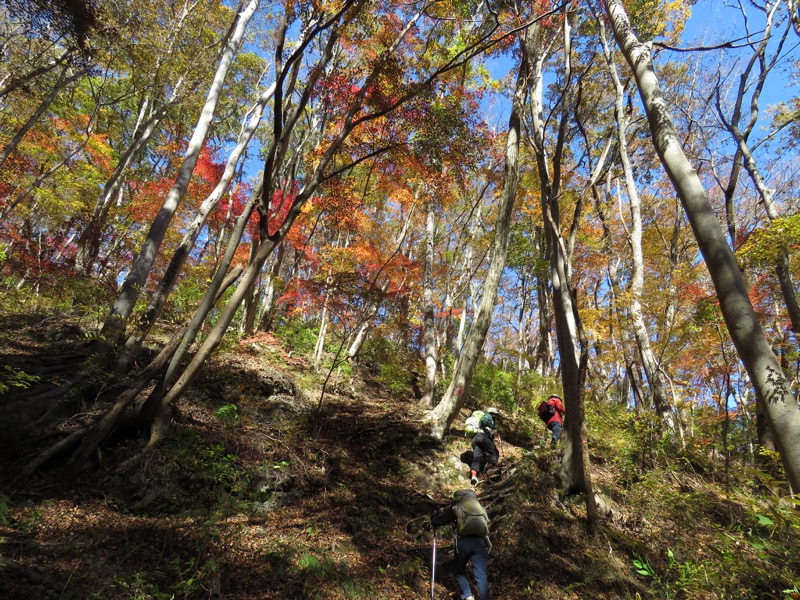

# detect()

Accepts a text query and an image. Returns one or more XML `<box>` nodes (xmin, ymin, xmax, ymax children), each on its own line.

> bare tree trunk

<box><xmin>101</xmin><ymin>0</ymin><xmax>260</xmax><ymax>346</ymax></box>
<box><xmin>532</xmin><ymin>229</ymin><xmax>554</xmax><ymax>378</ymax></box>
<box><xmin>313</xmin><ymin>302</ymin><xmax>330</xmax><ymax>370</ymax></box>
<box><xmin>258</xmin><ymin>242</ymin><xmax>286</xmax><ymax>331</ymax></box>
<box><xmin>59</xmin><ymin>265</ymin><xmax>243</xmax><ymax>479</ymax></box>
<box><xmin>428</xmin><ymin>42</ymin><xmax>526</xmax><ymax>439</ymax></box>
<box><xmin>524</xmin><ymin>14</ymin><xmax>596</xmax><ymax>527</ymax></box>
<box><xmin>605</xmin><ymin>0</ymin><xmax>800</xmax><ymax>493</ymax></box>
<box><xmin>420</xmin><ymin>200</ymin><xmax>438</xmax><ymax>407</ymax></box>
<box><xmin>115</xmin><ymin>81</ymin><xmax>276</xmax><ymax>372</ymax></box>
<box><xmin>595</xmin><ymin>15</ymin><xmax>673</xmax><ymax>426</ymax></box>
<box><xmin>137</xmin><ymin>177</ymin><xmax>263</xmax><ymax>426</ymax></box>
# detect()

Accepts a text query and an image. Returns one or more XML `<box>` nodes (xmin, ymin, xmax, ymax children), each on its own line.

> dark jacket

<box><xmin>430</xmin><ymin>504</ymin><xmax>458</xmax><ymax>529</ymax></box>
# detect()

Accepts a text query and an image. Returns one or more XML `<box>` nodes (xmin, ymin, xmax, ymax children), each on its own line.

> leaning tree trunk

<box><xmin>100</xmin><ymin>0</ymin><xmax>260</xmax><ymax>347</ymax></box>
<box><xmin>136</xmin><ymin>177</ymin><xmax>263</xmax><ymax>427</ymax></box>
<box><xmin>59</xmin><ymin>265</ymin><xmax>243</xmax><ymax>480</ymax></box>
<box><xmin>605</xmin><ymin>0</ymin><xmax>800</xmax><ymax>493</ymax></box>
<box><xmin>428</xmin><ymin>41</ymin><xmax>527</xmax><ymax>439</ymax></box>
<box><xmin>114</xmin><ymin>80</ymin><xmax>278</xmax><ymax>373</ymax></box>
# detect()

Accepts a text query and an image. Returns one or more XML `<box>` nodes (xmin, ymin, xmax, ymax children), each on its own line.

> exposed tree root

<box><xmin>21</xmin><ymin>427</ymin><xmax>88</xmax><ymax>478</ymax></box>
<box><xmin>0</xmin><ymin>555</ymin><xmax>62</xmax><ymax>590</ymax></box>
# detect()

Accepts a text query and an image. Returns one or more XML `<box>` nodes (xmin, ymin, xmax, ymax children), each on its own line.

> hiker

<box><xmin>538</xmin><ymin>394</ymin><xmax>565</xmax><ymax>448</ymax></box>
<box><xmin>470</xmin><ymin>408</ymin><xmax>499</xmax><ymax>485</ymax></box>
<box><xmin>430</xmin><ymin>489</ymin><xmax>491</xmax><ymax>600</ymax></box>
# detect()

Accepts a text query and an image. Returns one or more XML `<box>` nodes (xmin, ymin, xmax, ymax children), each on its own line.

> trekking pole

<box><xmin>430</xmin><ymin>527</ymin><xmax>437</xmax><ymax>600</ymax></box>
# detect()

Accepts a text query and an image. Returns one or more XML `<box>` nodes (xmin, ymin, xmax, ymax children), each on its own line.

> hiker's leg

<box><xmin>454</xmin><ymin>538</ymin><xmax>475</xmax><ymax>599</ymax></box>
<box><xmin>471</xmin><ymin>439</ymin><xmax>485</xmax><ymax>473</ymax></box>
<box><xmin>550</xmin><ymin>422</ymin><xmax>562</xmax><ymax>446</ymax></box>
<box><xmin>470</xmin><ymin>539</ymin><xmax>490</xmax><ymax>600</ymax></box>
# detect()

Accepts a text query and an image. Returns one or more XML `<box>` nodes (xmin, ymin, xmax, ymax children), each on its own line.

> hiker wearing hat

<box><xmin>430</xmin><ymin>489</ymin><xmax>491</xmax><ymax>600</ymax></box>
<box><xmin>470</xmin><ymin>407</ymin><xmax>499</xmax><ymax>485</ymax></box>
<box><xmin>537</xmin><ymin>394</ymin><xmax>565</xmax><ymax>448</ymax></box>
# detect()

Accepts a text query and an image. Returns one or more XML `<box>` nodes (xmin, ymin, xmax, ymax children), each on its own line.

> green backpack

<box><xmin>452</xmin><ymin>489</ymin><xmax>489</xmax><ymax>537</ymax></box>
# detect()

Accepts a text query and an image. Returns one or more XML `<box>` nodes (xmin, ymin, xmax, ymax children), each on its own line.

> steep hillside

<box><xmin>0</xmin><ymin>316</ymin><xmax>797</xmax><ymax>599</ymax></box>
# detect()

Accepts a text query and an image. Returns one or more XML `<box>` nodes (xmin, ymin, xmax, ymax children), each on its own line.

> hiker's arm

<box><xmin>430</xmin><ymin>505</ymin><xmax>455</xmax><ymax>528</ymax></box>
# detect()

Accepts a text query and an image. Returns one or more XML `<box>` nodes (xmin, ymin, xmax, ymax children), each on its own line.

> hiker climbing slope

<box><xmin>538</xmin><ymin>394</ymin><xmax>565</xmax><ymax>448</ymax></box>
<box><xmin>469</xmin><ymin>407</ymin><xmax>499</xmax><ymax>485</ymax></box>
<box><xmin>430</xmin><ymin>489</ymin><xmax>491</xmax><ymax>600</ymax></box>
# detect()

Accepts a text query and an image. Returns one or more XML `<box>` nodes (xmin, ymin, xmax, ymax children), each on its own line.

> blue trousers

<box><xmin>455</xmin><ymin>535</ymin><xmax>489</xmax><ymax>600</ymax></box>
<box><xmin>548</xmin><ymin>421</ymin><xmax>562</xmax><ymax>444</ymax></box>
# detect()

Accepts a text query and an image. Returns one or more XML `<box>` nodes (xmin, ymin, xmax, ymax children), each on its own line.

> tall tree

<box><xmin>522</xmin><ymin>10</ymin><xmax>596</xmax><ymax>525</ymax></box>
<box><xmin>593</xmin><ymin>6</ymin><xmax>674</xmax><ymax>426</ymax></box>
<box><xmin>428</xmin><ymin>34</ymin><xmax>526</xmax><ymax>438</ymax></box>
<box><xmin>604</xmin><ymin>0</ymin><xmax>800</xmax><ymax>493</ymax></box>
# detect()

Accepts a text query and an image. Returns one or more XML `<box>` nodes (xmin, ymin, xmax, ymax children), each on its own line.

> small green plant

<box><xmin>633</xmin><ymin>555</ymin><xmax>656</xmax><ymax>578</ymax></box>
<box><xmin>783</xmin><ymin>583</ymin><xmax>800</xmax><ymax>598</ymax></box>
<box><xmin>116</xmin><ymin>570</ymin><xmax>171</xmax><ymax>600</ymax></box>
<box><xmin>215</xmin><ymin>403</ymin><xmax>240</xmax><ymax>427</ymax></box>
<box><xmin>0</xmin><ymin>364</ymin><xmax>39</xmax><ymax>394</ymax></box>
<box><xmin>298</xmin><ymin>552</ymin><xmax>335</xmax><ymax>578</ymax></box>
<box><xmin>171</xmin><ymin>555</ymin><xmax>215</xmax><ymax>597</ymax></box>
<box><xmin>338</xmin><ymin>577</ymin><xmax>376</xmax><ymax>599</ymax></box>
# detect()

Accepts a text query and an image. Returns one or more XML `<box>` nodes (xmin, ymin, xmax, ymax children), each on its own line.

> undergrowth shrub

<box><xmin>359</xmin><ymin>335</ymin><xmax>420</xmax><ymax>398</ymax></box>
<box><xmin>275</xmin><ymin>318</ymin><xmax>319</xmax><ymax>354</ymax></box>
<box><xmin>0</xmin><ymin>364</ymin><xmax>39</xmax><ymax>395</ymax></box>
<box><xmin>468</xmin><ymin>361</ymin><xmax>515</xmax><ymax>412</ymax></box>
<box><xmin>165</xmin><ymin>275</ymin><xmax>210</xmax><ymax>323</ymax></box>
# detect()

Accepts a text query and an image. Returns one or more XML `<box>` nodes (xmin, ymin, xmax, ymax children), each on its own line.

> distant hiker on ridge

<box><xmin>431</xmin><ymin>488</ymin><xmax>491</xmax><ymax>600</ymax></box>
<box><xmin>537</xmin><ymin>394</ymin><xmax>565</xmax><ymax>448</ymax></box>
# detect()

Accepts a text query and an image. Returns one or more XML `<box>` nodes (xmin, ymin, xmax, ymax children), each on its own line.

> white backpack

<box><xmin>464</xmin><ymin>410</ymin><xmax>485</xmax><ymax>436</ymax></box>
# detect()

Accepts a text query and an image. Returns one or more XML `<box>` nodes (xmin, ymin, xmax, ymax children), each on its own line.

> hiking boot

<box><xmin>464</xmin><ymin>596</ymin><xmax>475</xmax><ymax>600</ymax></box>
<box><xmin>470</xmin><ymin>474</ymin><xmax>479</xmax><ymax>485</ymax></box>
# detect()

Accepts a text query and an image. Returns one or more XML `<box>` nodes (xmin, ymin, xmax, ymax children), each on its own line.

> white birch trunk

<box><xmin>115</xmin><ymin>81</ymin><xmax>276</xmax><ymax>372</ymax></box>
<box><xmin>420</xmin><ymin>201</ymin><xmax>438</xmax><ymax>407</ymax></box>
<box><xmin>596</xmin><ymin>16</ymin><xmax>673</xmax><ymax>424</ymax></box>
